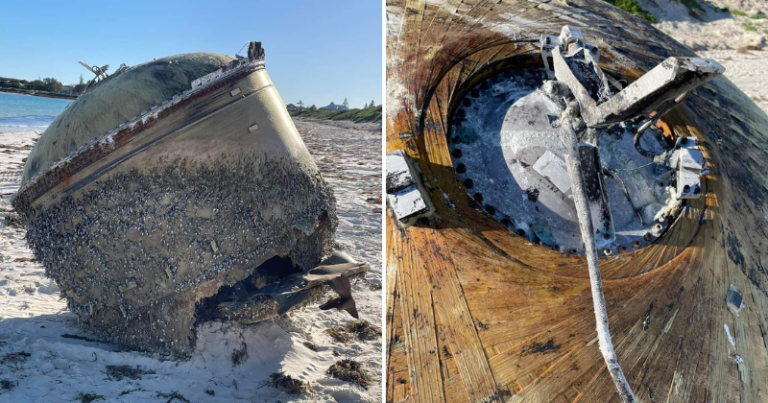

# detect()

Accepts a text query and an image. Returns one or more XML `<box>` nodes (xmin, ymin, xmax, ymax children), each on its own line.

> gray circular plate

<box><xmin>448</xmin><ymin>68</ymin><xmax>683</xmax><ymax>256</ymax></box>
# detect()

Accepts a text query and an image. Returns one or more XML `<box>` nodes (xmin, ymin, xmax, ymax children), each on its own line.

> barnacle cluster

<box><xmin>19</xmin><ymin>153</ymin><xmax>336</xmax><ymax>356</ymax></box>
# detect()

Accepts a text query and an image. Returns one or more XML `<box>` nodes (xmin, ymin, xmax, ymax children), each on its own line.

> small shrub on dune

<box><xmin>604</xmin><ymin>0</ymin><xmax>656</xmax><ymax>23</ymax></box>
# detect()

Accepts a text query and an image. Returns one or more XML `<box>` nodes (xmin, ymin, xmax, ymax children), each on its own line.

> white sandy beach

<box><xmin>0</xmin><ymin>118</ymin><xmax>382</xmax><ymax>402</ymax></box>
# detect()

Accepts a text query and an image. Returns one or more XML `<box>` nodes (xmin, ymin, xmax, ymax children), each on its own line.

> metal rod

<box><xmin>562</xmin><ymin>115</ymin><xmax>637</xmax><ymax>403</ymax></box>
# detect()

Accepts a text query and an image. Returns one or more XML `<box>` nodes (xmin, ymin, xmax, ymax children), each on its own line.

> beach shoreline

<box><xmin>0</xmin><ymin>89</ymin><xmax>77</xmax><ymax>101</ymax></box>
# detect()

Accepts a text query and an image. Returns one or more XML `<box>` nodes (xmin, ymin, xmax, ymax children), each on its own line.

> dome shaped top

<box><xmin>23</xmin><ymin>52</ymin><xmax>235</xmax><ymax>183</ymax></box>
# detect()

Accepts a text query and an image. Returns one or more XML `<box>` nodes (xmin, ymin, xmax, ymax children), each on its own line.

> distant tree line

<box><xmin>1</xmin><ymin>76</ymin><xmax>64</xmax><ymax>93</ymax></box>
<box><xmin>295</xmin><ymin>98</ymin><xmax>379</xmax><ymax>112</ymax></box>
<box><xmin>0</xmin><ymin>74</ymin><xmax>88</xmax><ymax>97</ymax></box>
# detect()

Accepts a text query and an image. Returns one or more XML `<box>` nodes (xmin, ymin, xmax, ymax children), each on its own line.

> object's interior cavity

<box><xmin>194</xmin><ymin>255</ymin><xmax>301</xmax><ymax>324</ymax></box>
<box><xmin>449</xmin><ymin>67</ymin><xmax>685</xmax><ymax>256</ymax></box>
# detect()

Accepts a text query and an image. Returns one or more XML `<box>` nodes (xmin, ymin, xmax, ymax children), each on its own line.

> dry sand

<box><xmin>636</xmin><ymin>0</ymin><xmax>768</xmax><ymax>114</ymax></box>
<box><xmin>700</xmin><ymin>48</ymin><xmax>768</xmax><ymax>112</ymax></box>
<box><xmin>0</xmin><ymin>118</ymin><xmax>382</xmax><ymax>402</ymax></box>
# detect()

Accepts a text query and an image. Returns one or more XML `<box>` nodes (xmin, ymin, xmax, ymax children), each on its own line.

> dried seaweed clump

<box><xmin>156</xmin><ymin>391</ymin><xmax>190</xmax><ymax>402</ymax></box>
<box><xmin>327</xmin><ymin>327</ymin><xmax>349</xmax><ymax>343</ymax></box>
<box><xmin>327</xmin><ymin>359</ymin><xmax>371</xmax><ymax>389</ymax></box>
<box><xmin>106</xmin><ymin>365</ymin><xmax>156</xmax><ymax>381</ymax></box>
<box><xmin>328</xmin><ymin>320</ymin><xmax>381</xmax><ymax>343</ymax></box>
<box><xmin>0</xmin><ymin>379</ymin><xmax>16</xmax><ymax>391</ymax></box>
<box><xmin>268</xmin><ymin>372</ymin><xmax>315</xmax><ymax>394</ymax></box>
<box><xmin>344</xmin><ymin>320</ymin><xmax>382</xmax><ymax>340</ymax></box>
<box><xmin>1</xmin><ymin>352</ymin><xmax>30</xmax><ymax>365</ymax></box>
<box><xmin>76</xmin><ymin>393</ymin><xmax>106</xmax><ymax>403</ymax></box>
<box><xmin>4</xmin><ymin>213</ymin><xmax>21</xmax><ymax>228</ymax></box>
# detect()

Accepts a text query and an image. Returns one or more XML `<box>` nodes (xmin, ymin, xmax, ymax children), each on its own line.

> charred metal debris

<box><xmin>445</xmin><ymin>25</ymin><xmax>721</xmax><ymax>256</ymax></box>
<box><xmin>12</xmin><ymin>42</ymin><xmax>368</xmax><ymax>356</ymax></box>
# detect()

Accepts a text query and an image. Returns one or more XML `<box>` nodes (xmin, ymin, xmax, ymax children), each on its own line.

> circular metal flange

<box><xmin>448</xmin><ymin>67</ymin><xmax>684</xmax><ymax>256</ymax></box>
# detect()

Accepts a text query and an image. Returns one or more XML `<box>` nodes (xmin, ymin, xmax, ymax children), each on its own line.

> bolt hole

<box><xmin>452</xmin><ymin>149</ymin><xmax>463</xmax><ymax>158</ymax></box>
<box><xmin>484</xmin><ymin>204</ymin><xmax>495</xmax><ymax>214</ymax></box>
<box><xmin>569</xmin><ymin>248</ymin><xmax>578</xmax><ymax>254</ymax></box>
<box><xmin>456</xmin><ymin>163</ymin><xmax>466</xmax><ymax>173</ymax></box>
<box><xmin>463</xmin><ymin>178</ymin><xmax>474</xmax><ymax>189</ymax></box>
<box><xmin>619</xmin><ymin>245</ymin><xmax>627</xmax><ymax>252</ymax></box>
<box><xmin>683</xmin><ymin>185</ymin><xmax>691</xmax><ymax>193</ymax></box>
<box><xmin>451</xmin><ymin>136</ymin><xmax>462</xmax><ymax>144</ymax></box>
<box><xmin>643</xmin><ymin>232</ymin><xmax>653</xmax><ymax>241</ymax></box>
<box><xmin>517</xmin><ymin>229</ymin><xmax>526</xmax><ymax>237</ymax></box>
<box><xmin>632</xmin><ymin>240</ymin><xmax>641</xmax><ymax>249</ymax></box>
<box><xmin>602</xmin><ymin>233</ymin><xmax>611</xmax><ymax>240</ymax></box>
<box><xmin>456</xmin><ymin>109</ymin><xmax>466</xmax><ymax>119</ymax></box>
<box><xmin>604</xmin><ymin>249</ymin><xmax>613</xmax><ymax>256</ymax></box>
<box><xmin>470</xmin><ymin>89</ymin><xmax>480</xmax><ymax>98</ymax></box>
<box><xmin>473</xmin><ymin>193</ymin><xmax>484</xmax><ymax>203</ymax></box>
<box><xmin>462</xmin><ymin>98</ymin><xmax>472</xmax><ymax>107</ymax></box>
<box><xmin>501</xmin><ymin>218</ymin><xmax>512</xmax><ymax>227</ymax></box>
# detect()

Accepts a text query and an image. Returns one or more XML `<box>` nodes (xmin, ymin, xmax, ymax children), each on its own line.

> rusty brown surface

<box><xmin>386</xmin><ymin>1</ymin><xmax>768</xmax><ymax>402</ymax></box>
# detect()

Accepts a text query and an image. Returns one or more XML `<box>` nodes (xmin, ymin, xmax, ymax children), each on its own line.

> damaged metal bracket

<box><xmin>220</xmin><ymin>260</ymin><xmax>369</xmax><ymax>320</ymax></box>
<box><xmin>78</xmin><ymin>60</ymin><xmax>110</xmax><ymax>81</ymax></box>
<box><xmin>542</xmin><ymin>25</ymin><xmax>725</xmax><ymax>128</ymax></box>
<box><xmin>542</xmin><ymin>25</ymin><xmax>719</xmax><ymax>206</ymax></box>
<box><xmin>386</xmin><ymin>150</ymin><xmax>433</xmax><ymax>223</ymax></box>
<box><xmin>78</xmin><ymin>60</ymin><xmax>111</xmax><ymax>93</ymax></box>
<box><xmin>668</xmin><ymin>137</ymin><xmax>704</xmax><ymax>199</ymax></box>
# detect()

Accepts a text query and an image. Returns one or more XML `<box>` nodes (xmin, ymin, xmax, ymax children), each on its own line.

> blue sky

<box><xmin>0</xmin><ymin>1</ymin><xmax>381</xmax><ymax>108</ymax></box>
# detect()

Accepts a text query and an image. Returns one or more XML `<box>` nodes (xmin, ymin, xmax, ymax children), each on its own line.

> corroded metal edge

<box><xmin>12</xmin><ymin>58</ymin><xmax>266</xmax><ymax>212</ymax></box>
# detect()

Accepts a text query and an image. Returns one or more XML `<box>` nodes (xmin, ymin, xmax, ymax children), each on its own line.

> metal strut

<box><xmin>539</xmin><ymin>25</ymin><xmax>725</xmax><ymax>403</ymax></box>
<box><xmin>563</xmin><ymin>114</ymin><xmax>637</xmax><ymax>403</ymax></box>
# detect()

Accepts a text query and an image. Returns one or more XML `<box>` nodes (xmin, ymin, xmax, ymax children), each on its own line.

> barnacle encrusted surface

<box><xmin>20</xmin><ymin>155</ymin><xmax>336</xmax><ymax>356</ymax></box>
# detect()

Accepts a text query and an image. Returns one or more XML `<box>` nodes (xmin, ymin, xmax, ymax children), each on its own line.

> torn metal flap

<box><xmin>726</xmin><ymin>284</ymin><xmax>744</xmax><ymax>315</ymax></box>
<box><xmin>386</xmin><ymin>149</ymin><xmax>415</xmax><ymax>192</ymax></box>
<box><xmin>386</xmin><ymin>149</ymin><xmax>433</xmax><ymax>223</ymax></box>
<box><xmin>594</xmin><ymin>57</ymin><xmax>724</xmax><ymax>127</ymax></box>
<box><xmin>249</xmin><ymin>262</ymin><xmax>368</xmax><ymax>318</ymax></box>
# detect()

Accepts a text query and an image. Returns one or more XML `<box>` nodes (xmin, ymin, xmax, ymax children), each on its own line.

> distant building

<box><xmin>286</xmin><ymin>103</ymin><xmax>299</xmax><ymax>111</ymax></box>
<box><xmin>320</xmin><ymin>102</ymin><xmax>347</xmax><ymax>111</ymax></box>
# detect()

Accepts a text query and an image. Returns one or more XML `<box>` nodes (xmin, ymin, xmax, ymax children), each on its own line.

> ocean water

<box><xmin>0</xmin><ymin>92</ymin><xmax>73</xmax><ymax>131</ymax></box>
